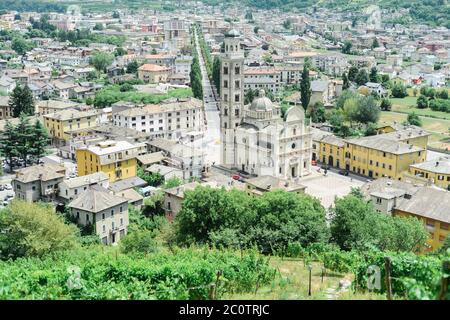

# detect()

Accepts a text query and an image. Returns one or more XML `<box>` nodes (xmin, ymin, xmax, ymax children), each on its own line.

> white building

<box><xmin>113</xmin><ymin>98</ymin><xmax>204</xmax><ymax>140</ymax></box>
<box><xmin>220</xmin><ymin>30</ymin><xmax>312</xmax><ymax>179</ymax></box>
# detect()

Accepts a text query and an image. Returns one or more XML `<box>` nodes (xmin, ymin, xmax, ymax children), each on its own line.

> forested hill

<box><xmin>1</xmin><ymin>0</ymin><xmax>448</xmax><ymax>28</ymax></box>
<box><xmin>201</xmin><ymin>0</ymin><xmax>450</xmax><ymax>28</ymax></box>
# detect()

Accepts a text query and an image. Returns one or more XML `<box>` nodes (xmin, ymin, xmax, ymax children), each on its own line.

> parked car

<box><xmin>338</xmin><ymin>170</ymin><xmax>349</xmax><ymax>176</ymax></box>
<box><xmin>0</xmin><ymin>185</ymin><xmax>4</xmax><ymax>191</ymax></box>
<box><xmin>4</xmin><ymin>184</ymin><xmax>12</xmax><ymax>190</ymax></box>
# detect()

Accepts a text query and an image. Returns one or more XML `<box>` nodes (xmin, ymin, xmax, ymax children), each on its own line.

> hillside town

<box><xmin>0</xmin><ymin>1</ymin><xmax>449</xmax><ymax>302</ymax></box>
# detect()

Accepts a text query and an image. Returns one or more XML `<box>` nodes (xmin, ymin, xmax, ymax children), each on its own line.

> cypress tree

<box><xmin>300</xmin><ymin>64</ymin><xmax>311</xmax><ymax>110</ymax></box>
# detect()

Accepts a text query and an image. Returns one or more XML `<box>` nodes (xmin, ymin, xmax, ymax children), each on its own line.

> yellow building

<box><xmin>376</xmin><ymin>124</ymin><xmax>430</xmax><ymax>149</ymax></box>
<box><xmin>318</xmin><ymin>134</ymin><xmax>426</xmax><ymax>180</ymax></box>
<box><xmin>137</xmin><ymin>64</ymin><xmax>170</xmax><ymax>83</ymax></box>
<box><xmin>344</xmin><ymin>137</ymin><xmax>426</xmax><ymax>180</ymax></box>
<box><xmin>76</xmin><ymin>140</ymin><xmax>139</xmax><ymax>182</ymax></box>
<box><xmin>393</xmin><ymin>187</ymin><xmax>450</xmax><ymax>252</ymax></box>
<box><xmin>409</xmin><ymin>156</ymin><xmax>450</xmax><ymax>191</ymax></box>
<box><xmin>319</xmin><ymin>135</ymin><xmax>345</xmax><ymax>168</ymax></box>
<box><xmin>43</xmin><ymin>108</ymin><xmax>99</xmax><ymax>144</ymax></box>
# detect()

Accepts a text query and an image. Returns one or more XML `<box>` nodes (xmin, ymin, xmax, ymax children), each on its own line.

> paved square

<box><xmin>299</xmin><ymin>169</ymin><xmax>365</xmax><ymax>209</ymax></box>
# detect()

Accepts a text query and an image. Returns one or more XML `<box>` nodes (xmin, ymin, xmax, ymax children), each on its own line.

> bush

<box><xmin>0</xmin><ymin>200</ymin><xmax>79</xmax><ymax>260</ymax></box>
<box><xmin>120</xmin><ymin>229</ymin><xmax>157</xmax><ymax>255</ymax></box>
<box><xmin>391</xmin><ymin>84</ymin><xmax>408</xmax><ymax>98</ymax></box>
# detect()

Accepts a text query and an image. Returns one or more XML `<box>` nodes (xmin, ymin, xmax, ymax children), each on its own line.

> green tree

<box><xmin>348</xmin><ymin>66</ymin><xmax>358</xmax><ymax>82</ymax></box>
<box><xmin>126</xmin><ymin>60</ymin><xmax>139</xmax><ymax>74</ymax></box>
<box><xmin>416</xmin><ymin>95</ymin><xmax>428</xmax><ymax>109</ymax></box>
<box><xmin>114</xmin><ymin>47</ymin><xmax>127</xmax><ymax>57</ymax></box>
<box><xmin>29</xmin><ymin>120</ymin><xmax>49</xmax><ymax>163</ymax></box>
<box><xmin>300</xmin><ymin>64</ymin><xmax>311</xmax><ymax>110</ymax></box>
<box><xmin>15</xmin><ymin>114</ymin><xmax>34</xmax><ymax>167</ymax></box>
<box><xmin>406</xmin><ymin>112</ymin><xmax>422</xmax><ymax>127</ymax></box>
<box><xmin>0</xmin><ymin>120</ymin><xmax>18</xmax><ymax>172</ymax></box>
<box><xmin>212</xmin><ymin>55</ymin><xmax>221</xmax><ymax>95</ymax></box>
<box><xmin>355</xmin><ymin>96</ymin><xmax>380</xmax><ymax>124</ymax></box>
<box><xmin>369</xmin><ymin>67</ymin><xmax>379</xmax><ymax>83</ymax></box>
<box><xmin>380</xmin><ymin>98</ymin><xmax>392</xmax><ymax>111</ymax></box>
<box><xmin>0</xmin><ymin>200</ymin><xmax>78</xmax><ymax>259</ymax></box>
<box><xmin>391</xmin><ymin>83</ymin><xmax>408</xmax><ymax>98</ymax></box>
<box><xmin>244</xmin><ymin>88</ymin><xmax>256</xmax><ymax>105</ymax></box>
<box><xmin>120</xmin><ymin>228</ymin><xmax>157</xmax><ymax>254</ymax></box>
<box><xmin>90</xmin><ymin>52</ymin><xmax>114</xmax><ymax>73</ymax></box>
<box><xmin>137</xmin><ymin>166</ymin><xmax>164</xmax><ymax>187</ymax></box>
<box><xmin>355</xmin><ymin>69</ymin><xmax>369</xmax><ymax>86</ymax></box>
<box><xmin>438</xmin><ymin>90</ymin><xmax>448</xmax><ymax>100</ymax></box>
<box><xmin>163</xmin><ymin>177</ymin><xmax>183</xmax><ymax>189</ymax></box>
<box><xmin>11</xmin><ymin>36</ymin><xmax>34</xmax><ymax>55</ymax></box>
<box><xmin>190</xmin><ymin>55</ymin><xmax>203</xmax><ymax>100</ymax></box>
<box><xmin>93</xmin><ymin>23</ymin><xmax>104</xmax><ymax>31</ymax></box>
<box><xmin>371</xmin><ymin>38</ymin><xmax>380</xmax><ymax>49</ymax></box>
<box><xmin>9</xmin><ymin>84</ymin><xmax>35</xmax><ymax>117</ymax></box>
<box><xmin>342</xmin><ymin>72</ymin><xmax>350</xmax><ymax>90</ymax></box>
<box><xmin>341</xmin><ymin>40</ymin><xmax>352</xmax><ymax>54</ymax></box>
<box><xmin>308</xmin><ymin>102</ymin><xmax>326</xmax><ymax>123</ymax></box>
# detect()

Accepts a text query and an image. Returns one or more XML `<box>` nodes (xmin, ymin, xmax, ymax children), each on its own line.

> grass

<box><xmin>390</xmin><ymin>96</ymin><xmax>450</xmax><ymax>121</ymax></box>
<box><xmin>223</xmin><ymin>257</ymin><xmax>386</xmax><ymax>300</ymax></box>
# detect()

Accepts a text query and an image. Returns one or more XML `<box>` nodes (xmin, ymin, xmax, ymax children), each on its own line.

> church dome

<box><xmin>225</xmin><ymin>28</ymin><xmax>240</xmax><ymax>37</ymax></box>
<box><xmin>250</xmin><ymin>90</ymin><xmax>273</xmax><ymax>111</ymax></box>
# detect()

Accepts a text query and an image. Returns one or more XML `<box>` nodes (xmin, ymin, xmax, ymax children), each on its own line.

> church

<box><xmin>219</xmin><ymin>29</ymin><xmax>313</xmax><ymax>180</ymax></box>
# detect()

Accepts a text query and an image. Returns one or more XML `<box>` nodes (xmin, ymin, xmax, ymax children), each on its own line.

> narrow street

<box><xmin>189</xmin><ymin>28</ymin><xmax>221</xmax><ymax>167</ymax></box>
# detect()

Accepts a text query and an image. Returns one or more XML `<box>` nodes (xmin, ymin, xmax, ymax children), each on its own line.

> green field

<box><xmin>390</xmin><ymin>96</ymin><xmax>450</xmax><ymax>121</ymax></box>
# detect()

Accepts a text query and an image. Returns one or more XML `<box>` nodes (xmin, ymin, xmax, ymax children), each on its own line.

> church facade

<box><xmin>219</xmin><ymin>29</ymin><xmax>312</xmax><ymax>179</ymax></box>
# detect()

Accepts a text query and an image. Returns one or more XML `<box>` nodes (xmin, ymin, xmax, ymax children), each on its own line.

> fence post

<box><xmin>438</xmin><ymin>260</ymin><xmax>449</xmax><ymax>300</ymax></box>
<box><xmin>384</xmin><ymin>257</ymin><xmax>393</xmax><ymax>300</ymax></box>
<box><xmin>209</xmin><ymin>270</ymin><xmax>222</xmax><ymax>300</ymax></box>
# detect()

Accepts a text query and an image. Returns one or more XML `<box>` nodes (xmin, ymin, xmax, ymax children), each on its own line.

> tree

<box><xmin>416</xmin><ymin>95</ymin><xmax>428</xmax><ymax>109</ymax></box>
<box><xmin>283</xmin><ymin>20</ymin><xmax>292</xmax><ymax>29</ymax></box>
<box><xmin>369</xmin><ymin>67</ymin><xmax>379</xmax><ymax>83</ymax></box>
<box><xmin>380</xmin><ymin>98</ymin><xmax>392</xmax><ymax>111</ymax></box>
<box><xmin>29</xmin><ymin>120</ymin><xmax>49</xmax><ymax>163</ymax></box>
<box><xmin>254</xmin><ymin>26</ymin><xmax>260</xmax><ymax>34</ymax></box>
<box><xmin>438</xmin><ymin>90</ymin><xmax>449</xmax><ymax>100</ymax></box>
<box><xmin>126</xmin><ymin>60</ymin><xmax>139</xmax><ymax>74</ymax></box>
<box><xmin>212</xmin><ymin>56</ymin><xmax>221</xmax><ymax>95</ymax></box>
<box><xmin>355</xmin><ymin>69</ymin><xmax>369</xmax><ymax>86</ymax></box>
<box><xmin>371</xmin><ymin>38</ymin><xmax>380</xmax><ymax>49</ymax></box>
<box><xmin>112</xmin><ymin>11</ymin><xmax>120</xmax><ymax>19</ymax></box>
<box><xmin>9</xmin><ymin>84</ymin><xmax>35</xmax><ymax>117</ymax></box>
<box><xmin>348</xmin><ymin>66</ymin><xmax>358</xmax><ymax>82</ymax></box>
<box><xmin>120</xmin><ymin>228</ymin><xmax>157</xmax><ymax>254</ymax></box>
<box><xmin>137</xmin><ymin>166</ymin><xmax>164</xmax><ymax>187</ymax></box>
<box><xmin>114</xmin><ymin>47</ymin><xmax>127</xmax><ymax>57</ymax></box>
<box><xmin>90</xmin><ymin>52</ymin><xmax>114</xmax><ymax>73</ymax></box>
<box><xmin>342</xmin><ymin>72</ymin><xmax>350</xmax><ymax>90</ymax></box>
<box><xmin>330</xmin><ymin>195</ymin><xmax>427</xmax><ymax>252</ymax></box>
<box><xmin>11</xmin><ymin>36</ymin><xmax>34</xmax><ymax>55</ymax></box>
<box><xmin>0</xmin><ymin>200</ymin><xmax>78</xmax><ymax>259</ymax></box>
<box><xmin>93</xmin><ymin>23</ymin><xmax>104</xmax><ymax>31</ymax></box>
<box><xmin>413</xmin><ymin>88</ymin><xmax>418</xmax><ymax>97</ymax></box>
<box><xmin>244</xmin><ymin>88</ymin><xmax>256</xmax><ymax>105</ymax></box>
<box><xmin>391</xmin><ymin>83</ymin><xmax>408</xmax><ymax>98</ymax></box>
<box><xmin>0</xmin><ymin>120</ymin><xmax>18</xmax><ymax>172</ymax></box>
<box><xmin>300</xmin><ymin>64</ymin><xmax>311</xmax><ymax>110</ymax></box>
<box><xmin>406</xmin><ymin>112</ymin><xmax>422</xmax><ymax>127</ymax></box>
<box><xmin>355</xmin><ymin>96</ymin><xmax>380</xmax><ymax>124</ymax></box>
<box><xmin>15</xmin><ymin>114</ymin><xmax>33</xmax><ymax>167</ymax></box>
<box><xmin>190</xmin><ymin>55</ymin><xmax>203</xmax><ymax>100</ymax></box>
<box><xmin>341</xmin><ymin>40</ymin><xmax>352</xmax><ymax>54</ymax></box>
<box><xmin>163</xmin><ymin>177</ymin><xmax>183</xmax><ymax>189</ymax></box>
<box><xmin>308</xmin><ymin>102</ymin><xmax>326</xmax><ymax>123</ymax></box>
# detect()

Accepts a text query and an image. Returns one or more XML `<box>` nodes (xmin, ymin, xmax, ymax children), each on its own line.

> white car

<box><xmin>4</xmin><ymin>184</ymin><xmax>12</xmax><ymax>190</ymax></box>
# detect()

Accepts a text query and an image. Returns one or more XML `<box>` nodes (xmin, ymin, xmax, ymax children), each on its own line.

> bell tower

<box><xmin>220</xmin><ymin>28</ymin><xmax>244</xmax><ymax>167</ymax></box>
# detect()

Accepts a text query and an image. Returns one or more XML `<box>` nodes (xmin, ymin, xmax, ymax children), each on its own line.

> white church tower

<box><xmin>220</xmin><ymin>28</ymin><xmax>244</xmax><ymax>167</ymax></box>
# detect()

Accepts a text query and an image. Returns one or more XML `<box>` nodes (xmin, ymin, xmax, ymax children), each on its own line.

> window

<box><xmin>235</xmin><ymin>94</ymin><xmax>240</xmax><ymax>102</ymax></box>
<box><xmin>235</xmin><ymin>66</ymin><xmax>240</xmax><ymax>75</ymax></box>
<box><xmin>235</xmin><ymin>80</ymin><xmax>240</xmax><ymax>89</ymax></box>
<box><xmin>223</xmin><ymin>66</ymin><xmax>228</xmax><ymax>75</ymax></box>
<box><xmin>376</xmin><ymin>198</ymin><xmax>382</xmax><ymax>204</ymax></box>
<box><xmin>111</xmin><ymin>209</ymin><xmax>114</xmax><ymax>216</ymax></box>
<box><xmin>86</xmin><ymin>214</ymin><xmax>89</xmax><ymax>222</ymax></box>
<box><xmin>223</xmin><ymin>80</ymin><xmax>228</xmax><ymax>88</ymax></box>
<box><xmin>102</xmin><ymin>225</ymin><xmax>106</xmax><ymax>233</ymax></box>
<box><xmin>120</xmin><ymin>218</ymin><xmax>123</xmax><ymax>226</ymax></box>
<box><xmin>102</xmin><ymin>213</ymin><xmax>105</xmax><ymax>220</ymax></box>
<box><xmin>120</xmin><ymin>206</ymin><xmax>123</xmax><ymax>213</ymax></box>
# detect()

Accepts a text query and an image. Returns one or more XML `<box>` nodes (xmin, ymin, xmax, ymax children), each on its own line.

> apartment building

<box><xmin>58</xmin><ymin>172</ymin><xmax>109</xmax><ymax>202</ymax></box>
<box><xmin>68</xmin><ymin>188</ymin><xmax>129</xmax><ymax>245</ymax></box>
<box><xmin>43</xmin><ymin>108</ymin><xmax>99</xmax><ymax>145</ymax></box>
<box><xmin>409</xmin><ymin>157</ymin><xmax>450</xmax><ymax>191</ymax></box>
<box><xmin>12</xmin><ymin>164</ymin><xmax>66</xmax><ymax>203</ymax></box>
<box><xmin>112</xmin><ymin>98</ymin><xmax>204</xmax><ymax>140</ymax></box>
<box><xmin>319</xmin><ymin>134</ymin><xmax>426</xmax><ymax>180</ymax></box>
<box><xmin>137</xmin><ymin>63</ymin><xmax>171</xmax><ymax>83</ymax></box>
<box><xmin>76</xmin><ymin>140</ymin><xmax>140</xmax><ymax>182</ymax></box>
<box><xmin>243</xmin><ymin>67</ymin><xmax>282</xmax><ymax>94</ymax></box>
